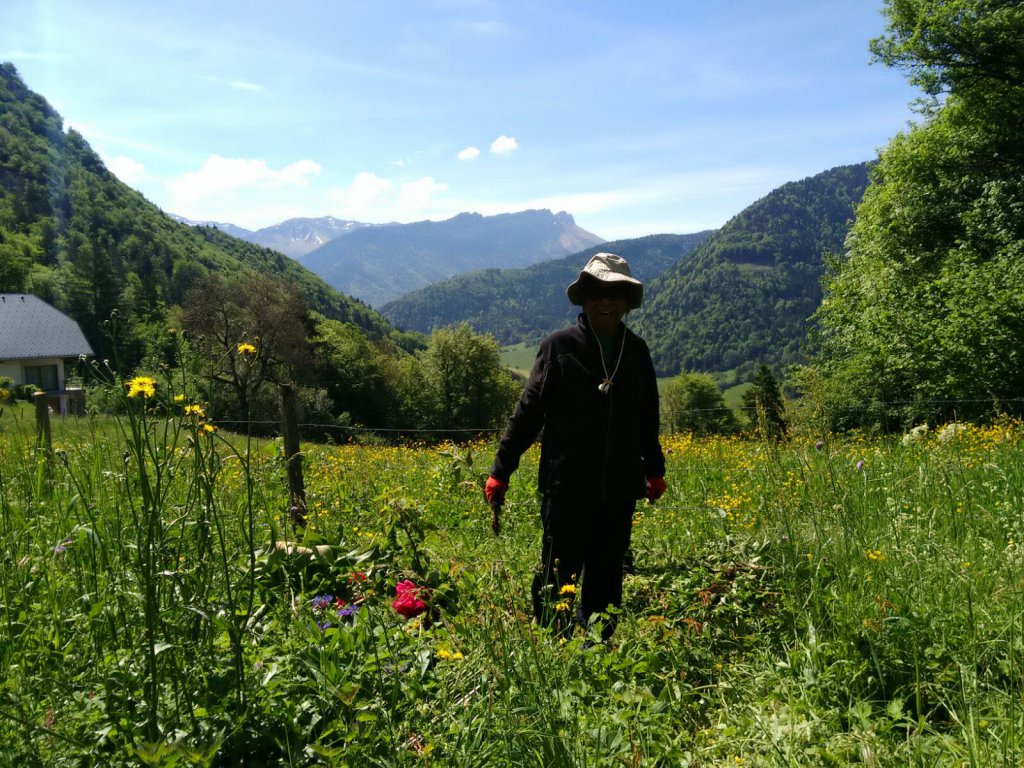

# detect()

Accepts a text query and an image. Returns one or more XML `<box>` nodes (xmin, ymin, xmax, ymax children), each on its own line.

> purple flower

<box><xmin>337</xmin><ymin>604</ymin><xmax>358</xmax><ymax>618</ymax></box>
<box><xmin>311</xmin><ymin>594</ymin><xmax>334</xmax><ymax>611</ymax></box>
<box><xmin>317</xmin><ymin>621</ymin><xmax>331</xmax><ymax>632</ymax></box>
<box><xmin>814</xmin><ymin>440</ymin><xmax>825</xmax><ymax>451</ymax></box>
<box><xmin>54</xmin><ymin>537</ymin><xmax>72</xmax><ymax>554</ymax></box>
<box><xmin>856</xmin><ymin>460</ymin><xmax>865</xmax><ymax>471</ymax></box>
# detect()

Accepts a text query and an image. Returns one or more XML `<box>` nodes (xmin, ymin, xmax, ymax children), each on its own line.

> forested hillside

<box><xmin>632</xmin><ymin>163</ymin><xmax>871</xmax><ymax>375</ymax></box>
<box><xmin>0</xmin><ymin>63</ymin><xmax>391</xmax><ymax>366</ymax></box>
<box><xmin>382</xmin><ymin>232</ymin><xmax>714</xmax><ymax>344</ymax></box>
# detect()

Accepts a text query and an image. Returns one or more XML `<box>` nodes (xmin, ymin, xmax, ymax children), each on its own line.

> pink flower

<box><xmin>391</xmin><ymin>579</ymin><xmax>428</xmax><ymax>619</ymax></box>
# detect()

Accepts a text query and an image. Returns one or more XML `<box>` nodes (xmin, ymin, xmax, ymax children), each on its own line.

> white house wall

<box><xmin>0</xmin><ymin>358</ymin><xmax>66</xmax><ymax>389</ymax></box>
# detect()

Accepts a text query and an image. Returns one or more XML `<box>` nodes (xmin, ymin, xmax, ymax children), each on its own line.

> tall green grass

<box><xmin>0</xmin><ymin>393</ymin><xmax>1021</xmax><ymax>765</ymax></box>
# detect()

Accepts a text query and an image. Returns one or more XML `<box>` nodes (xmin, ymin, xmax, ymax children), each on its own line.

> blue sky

<box><xmin>3</xmin><ymin>1</ymin><xmax>921</xmax><ymax>240</ymax></box>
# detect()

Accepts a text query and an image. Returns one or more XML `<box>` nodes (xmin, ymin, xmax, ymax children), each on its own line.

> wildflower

<box><xmin>237</xmin><ymin>342</ymin><xmax>257</xmax><ymax>355</ymax></box>
<box><xmin>126</xmin><ymin>376</ymin><xmax>157</xmax><ymax>399</ymax></box>
<box><xmin>53</xmin><ymin>537</ymin><xmax>72</xmax><ymax>554</ymax></box>
<box><xmin>937</xmin><ymin>422</ymin><xmax>967</xmax><ymax>444</ymax></box>
<box><xmin>814</xmin><ymin>440</ymin><xmax>825</xmax><ymax>451</ymax></box>
<box><xmin>558</xmin><ymin>583</ymin><xmax>576</xmax><ymax>596</ymax></box>
<box><xmin>391</xmin><ymin>579</ymin><xmax>428</xmax><ymax>619</ymax></box>
<box><xmin>184</xmin><ymin>404</ymin><xmax>205</xmax><ymax>418</ymax></box>
<box><xmin>553</xmin><ymin>599</ymin><xmax>571</xmax><ymax>612</ymax></box>
<box><xmin>856</xmin><ymin>460</ymin><xmax>865</xmax><ymax>471</ymax></box>
<box><xmin>310</xmin><ymin>594</ymin><xmax>335</xmax><ymax>611</ymax></box>
<box><xmin>901</xmin><ymin>424</ymin><xmax>929</xmax><ymax>446</ymax></box>
<box><xmin>348</xmin><ymin>571</ymin><xmax>368</xmax><ymax>584</ymax></box>
<box><xmin>174</xmin><ymin>394</ymin><xmax>185</xmax><ymax>403</ymax></box>
<box><xmin>201</xmin><ymin>423</ymin><xmax>217</xmax><ymax>433</ymax></box>
<box><xmin>336</xmin><ymin>604</ymin><xmax>358</xmax><ymax>619</ymax></box>
<box><xmin>436</xmin><ymin>649</ymin><xmax>464</xmax><ymax>660</ymax></box>
<box><xmin>865</xmin><ymin>549</ymin><xmax>886</xmax><ymax>562</ymax></box>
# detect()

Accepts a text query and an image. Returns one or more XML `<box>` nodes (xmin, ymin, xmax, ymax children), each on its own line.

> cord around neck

<box><xmin>588</xmin><ymin>316</ymin><xmax>627</xmax><ymax>392</ymax></box>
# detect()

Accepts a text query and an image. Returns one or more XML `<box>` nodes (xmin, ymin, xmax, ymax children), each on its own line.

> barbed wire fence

<box><xmin>210</xmin><ymin>395</ymin><xmax>1024</xmax><ymax>443</ymax></box>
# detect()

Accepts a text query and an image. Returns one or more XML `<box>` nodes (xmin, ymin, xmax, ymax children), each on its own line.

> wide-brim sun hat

<box><xmin>566</xmin><ymin>252</ymin><xmax>644</xmax><ymax>310</ymax></box>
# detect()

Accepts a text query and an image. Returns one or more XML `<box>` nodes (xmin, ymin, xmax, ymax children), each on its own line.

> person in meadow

<box><xmin>484</xmin><ymin>252</ymin><xmax>666</xmax><ymax>641</ymax></box>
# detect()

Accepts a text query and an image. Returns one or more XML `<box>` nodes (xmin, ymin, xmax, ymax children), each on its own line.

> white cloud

<box><xmin>327</xmin><ymin>173</ymin><xmax>450</xmax><ymax>222</ymax></box>
<box><xmin>106</xmin><ymin>155</ymin><xmax>146</xmax><ymax>185</ymax></box>
<box><xmin>457</xmin><ymin>146</ymin><xmax>481</xmax><ymax>160</ymax></box>
<box><xmin>227</xmin><ymin>79</ymin><xmax>263</xmax><ymax>92</ymax></box>
<box><xmin>203</xmin><ymin>76</ymin><xmax>265</xmax><ymax>92</ymax></box>
<box><xmin>490</xmin><ymin>135</ymin><xmax>518</xmax><ymax>154</ymax></box>
<box><xmin>399</xmin><ymin>177</ymin><xmax>449</xmax><ymax>210</ymax></box>
<box><xmin>163</xmin><ymin>155</ymin><xmax>322</xmax><ymax>225</ymax></box>
<box><xmin>166</xmin><ymin>155</ymin><xmax>320</xmax><ymax>200</ymax></box>
<box><xmin>350</xmin><ymin>172</ymin><xmax>394</xmax><ymax>206</ymax></box>
<box><xmin>327</xmin><ymin>172</ymin><xmax>394</xmax><ymax>220</ymax></box>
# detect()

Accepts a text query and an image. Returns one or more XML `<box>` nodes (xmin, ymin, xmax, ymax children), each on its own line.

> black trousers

<box><xmin>530</xmin><ymin>493</ymin><xmax>635</xmax><ymax>640</ymax></box>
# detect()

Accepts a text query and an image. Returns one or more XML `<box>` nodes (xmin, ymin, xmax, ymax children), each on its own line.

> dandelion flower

<box><xmin>126</xmin><ymin>376</ymin><xmax>157</xmax><ymax>399</ymax></box>
<box><xmin>184</xmin><ymin>404</ymin><xmax>205</xmax><ymax>418</ymax></box>
<box><xmin>237</xmin><ymin>342</ymin><xmax>257</xmax><ymax>355</ymax></box>
<box><xmin>559</xmin><ymin>584</ymin><xmax>576</xmax><ymax>596</ymax></box>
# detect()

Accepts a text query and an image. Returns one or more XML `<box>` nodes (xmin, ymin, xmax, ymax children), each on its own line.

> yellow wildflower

<box><xmin>126</xmin><ymin>376</ymin><xmax>157</xmax><ymax>399</ymax></box>
<box><xmin>865</xmin><ymin>549</ymin><xmax>886</xmax><ymax>562</ymax></box>
<box><xmin>554</xmin><ymin>600</ymin><xmax>570</xmax><ymax>612</ymax></box>
<box><xmin>201</xmin><ymin>423</ymin><xmax>217</xmax><ymax>433</ymax></box>
<box><xmin>237</xmin><ymin>342</ymin><xmax>257</xmax><ymax>355</ymax></box>
<box><xmin>559</xmin><ymin>584</ymin><xmax>576</xmax><ymax>596</ymax></box>
<box><xmin>173</xmin><ymin>394</ymin><xmax>185</xmax><ymax>403</ymax></box>
<box><xmin>184</xmin><ymin>404</ymin><xmax>205</xmax><ymax>418</ymax></box>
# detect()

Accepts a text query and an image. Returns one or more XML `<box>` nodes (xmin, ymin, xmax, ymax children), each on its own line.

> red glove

<box><xmin>646</xmin><ymin>476</ymin><xmax>666</xmax><ymax>503</ymax></box>
<box><xmin>484</xmin><ymin>476</ymin><xmax>508</xmax><ymax>506</ymax></box>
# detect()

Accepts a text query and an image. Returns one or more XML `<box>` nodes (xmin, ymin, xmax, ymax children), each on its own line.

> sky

<box><xmin>2</xmin><ymin>0</ymin><xmax>923</xmax><ymax>241</ymax></box>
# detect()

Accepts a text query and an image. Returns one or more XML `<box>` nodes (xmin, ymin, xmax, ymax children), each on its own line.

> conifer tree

<box><xmin>742</xmin><ymin>363</ymin><xmax>787</xmax><ymax>439</ymax></box>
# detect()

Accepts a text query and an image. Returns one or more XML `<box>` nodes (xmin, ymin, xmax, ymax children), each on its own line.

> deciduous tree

<box><xmin>662</xmin><ymin>372</ymin><xmax>739</xmax><ymax>435</ymax></box>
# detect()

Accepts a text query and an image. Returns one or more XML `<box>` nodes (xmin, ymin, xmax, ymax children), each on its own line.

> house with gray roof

<box><xmin>0</xmin><ymin>294</ymin><xmax>93</xmax><ymax>414</ymax></box>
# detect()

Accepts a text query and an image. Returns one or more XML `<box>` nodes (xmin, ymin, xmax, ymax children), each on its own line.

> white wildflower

<box><xmin>901</xmin><ymin>424</ymin><xmax>929</xmax><ymax>446</ymax></box>
<box><xmin>937</xmin><ymin>422</ymin><xmax>968</xmax><ymax>444</ymax></box>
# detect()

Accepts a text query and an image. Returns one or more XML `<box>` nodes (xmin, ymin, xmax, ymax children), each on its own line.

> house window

<box><xmin>24</xmin><ymin>364</ymin><xmax>59</xmax><ymax>392</ymax></box>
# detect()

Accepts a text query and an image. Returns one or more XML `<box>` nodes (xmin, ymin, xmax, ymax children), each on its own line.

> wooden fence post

<box><xmin>278</xmin><ymin>383</ymin><xmax>307</xmax><ymax>527</ymax></box>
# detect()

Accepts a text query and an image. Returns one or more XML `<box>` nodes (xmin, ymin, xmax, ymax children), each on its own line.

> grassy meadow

<box><xmin>0</xmin><ymin>388</ymin><xmax>1022</xmax><ymax>766</ymax></box>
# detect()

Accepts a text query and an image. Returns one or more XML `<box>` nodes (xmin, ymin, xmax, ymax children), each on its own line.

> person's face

<box><xmin>583</xmin><ymin>282</ymin><xmax>630</xmax><ymax>336</ymax></box>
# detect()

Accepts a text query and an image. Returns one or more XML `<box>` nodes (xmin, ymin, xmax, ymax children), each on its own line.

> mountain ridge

<box><xmin>299</xmin><ymin>208</ymin><xmax>606</xmax><ymax>307</ymax></box>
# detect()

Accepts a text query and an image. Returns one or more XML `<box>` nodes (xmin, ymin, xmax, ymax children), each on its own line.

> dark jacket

<box><xmin>491</xmin><ymin>314</ymin><xmax>665</xmax><ymax>502</ymax></box>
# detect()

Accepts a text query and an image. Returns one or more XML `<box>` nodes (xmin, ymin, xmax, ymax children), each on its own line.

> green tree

<box><xmin>810</xmin><ymin>0</ymin><xmax>1024</xmax><ymax>428</ymax></box>
<box><xmin>311</xmin><ymin>315</ymin><xmax>396</xmax><ymax>428</ymax></box>
<box><xmin>870</xmin><ymin>0</ymin><xmax>1024</xmax><ymax>98</ymax></box>
<box><xmin>742</xmin><ymin>364</ymin><xmax>788</xmax><ymax>438</ymax></box>
<box><xmin>420</xmin><ymin>323</ymin><xmax>520</xmax><ymax>435</ymax></box>
<box><xmin>182</xmin><ymin>273</ymin><xmax>312</xmax><ymax>423</ymax></box>
<box><xmin>662</xmin><ymin>372</ymin><xmax>739</xmax><ymax>435</ymax></box>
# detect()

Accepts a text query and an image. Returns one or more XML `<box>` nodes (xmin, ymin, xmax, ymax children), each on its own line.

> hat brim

<box><xmin>567</xmin><ymin>273</ymin><xmax>643</xmax><ymax>309</ymax></box>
